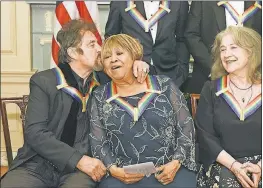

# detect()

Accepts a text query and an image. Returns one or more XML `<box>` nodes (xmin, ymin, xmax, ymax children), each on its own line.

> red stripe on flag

<box><xmin>52</xmin><ymin>35</ymin><xmax>60</xmax><ymax>65</ymax></box>
<box><xmin>75</xmin><ymin>1</ymin><xmax>102</xmax><ymax>45</ymax></box>
<box><xmin>55</xmin><ymin>2</ymin><xmax>71</xmax><ymax>26</ymax></box>
<box><xmin>52</xmin><ymin>2</ymin><xmax>72</xmax><ymax>65</ymax></box>
<box><xmin>75</xmin><ymin>1</ymin><xmax>93</xmax><ymax>23</ymax></box>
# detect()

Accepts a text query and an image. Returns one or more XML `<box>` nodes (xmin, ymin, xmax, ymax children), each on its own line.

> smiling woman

<box><xmin>211</xmin><ymin>26</ymin><xmax>261</xmax><ymax>84</ymax></box>
<box><xmin>89</xmin><ymin>34</ymin><xmax>197</xmax><ymax>188</ymax></box>
<box><xmin>196</xmin><ymin>26</ymin><xmax>262</xmax><ymax>188</ymax></box>
<box><xmin>101</xmin><ymin>34</ymin><xmax>143</xmax><ymax>82</ymax></box>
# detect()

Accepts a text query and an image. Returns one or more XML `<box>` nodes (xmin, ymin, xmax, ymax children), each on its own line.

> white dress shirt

<box><xmin>209</xmin><ymin>1</ymin><xmax>245</xmax><ymax>78</ymax></box>
<box><xmin>144</xmin><ymin>1</ymin><xmax>160</xmax><ymax>43</ymax></box>
<box><xmin>143</xmin><ymin>1</ymin><xmax>160</xmax><ymax>65</ymax></box>
<box><xmin>225</xmin><ymin>1</ymin><xmax>245</xmax><ymax>26</ymax></box>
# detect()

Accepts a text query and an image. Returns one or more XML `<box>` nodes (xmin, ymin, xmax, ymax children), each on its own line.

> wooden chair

<box><xmin>190</xmin><ymin>94</ymin><xmax>200</xmax><ymax>118</ymax></box>
<box><xmin>0</xmin><ymin>95</ymin><xmax>29</xmax><ymax>166</ymax></box>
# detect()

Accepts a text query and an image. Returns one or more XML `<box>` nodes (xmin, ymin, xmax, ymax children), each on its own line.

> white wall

<box><xmin>1</xmin><ymin>1</ymin><xmax>36</xmax><ymax>166</ymax></box>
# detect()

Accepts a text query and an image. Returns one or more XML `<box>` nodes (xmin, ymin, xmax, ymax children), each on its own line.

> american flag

<box><xmin>51</xmin><ymin>1</ymin><xmax>102</xmax><ymax>67</ymax></box>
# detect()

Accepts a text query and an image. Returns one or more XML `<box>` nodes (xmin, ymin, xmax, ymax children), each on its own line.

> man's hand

<box><xmin>242</xmin><ymin>162</ymin><xmax>261</xmax><ymax>187</ymax></box>
<box><xmin>231</xmin><ymin>161</ymin><xmax>255</xmax><ymax>188</ymax></box>
<box><xmin>133</xmin><ymin>60</ymin><xmax>150</xmax><ymax>83</ymax></box>
<box><xmin>76</xmin><ymin>155</ymin><xmax>106</xmax><ymax>182</ymax></box>
<box><xmin>155</xmin><ymin>160</ymin><xmax>181</xmax><ymax>185</ymax></box>
<box><xmin>109</xmin><ymin>165</ymin><xmax>144</xmax><ymax>184</ymax></box>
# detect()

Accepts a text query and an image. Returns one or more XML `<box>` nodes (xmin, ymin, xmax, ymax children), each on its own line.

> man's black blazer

<box><xmin>4</xmin><ymin>69</ymin><xmax>110</xmax><ymax>176</ymax></box>
<box><xmin>105</xmin><ymin>1</ymin><xmax>190</xmax><ymax>87</ymax></box>
<box><xmin>184</xmin><ymin>1</ymin><xmax>262</xmax><ymax>93</ymax></box>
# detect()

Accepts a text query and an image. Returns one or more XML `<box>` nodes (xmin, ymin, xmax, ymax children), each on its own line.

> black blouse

<box><xmin>196</xmin><ymin>76</ymin><xmax>262</xmax><ymax>170</ymax></box>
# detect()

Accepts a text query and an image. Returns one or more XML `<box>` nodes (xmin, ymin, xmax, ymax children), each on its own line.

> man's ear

<box><xmin>67</xmin><ymin>47</ymin><xmax>77</xmax><ymax>59</ymax></box>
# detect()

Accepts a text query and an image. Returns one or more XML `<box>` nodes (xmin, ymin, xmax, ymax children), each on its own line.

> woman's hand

<box><xmin>109</xmin><ymin>165</ymin><xmax>145</xmax><ymax>184</ymax></box>
<box><xmin>133</xmin><ymin>60</ymin><xmax>150</xmax><ymax>83</ymax></box>
<box><xmin>231</xmin><ymin>161</ymin><xmax>256</xmax><ymax>188</ymax></box>
<box><xmin>242</xmin><ymin>162</ymin><xmax>261</xmax><ymax>187</ymax></box>
<box><xmin>155</xmin><ymin>160</ymin><xmax>181</xmax><ymax>185</ymax></box>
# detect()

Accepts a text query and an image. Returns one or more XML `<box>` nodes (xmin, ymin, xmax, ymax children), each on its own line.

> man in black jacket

<box><xmin>184</xmin><ymin>1</ymin><xmax>261</xmax><ymax>94</ymax></box>
<box><xmin>105</xmin><ymin>1</ymin><xmax>190</xmax><ymax>88</ymax></box>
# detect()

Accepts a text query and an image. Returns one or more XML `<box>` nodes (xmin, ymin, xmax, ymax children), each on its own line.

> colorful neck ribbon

<box><xmin>218</xmin><ymin>1</ymin><xmax>262</xmax><ymax>25</ymax></box>
<box><xmin>106</xmin><ymin>75</ymin><xmax>161</xmax><ymax>122</ymax></box>
<box><xmin>53</xmin><ymin>66</ymin><xmax>100</xmax><ymax>112</ymax></box>
<box><xmin>125</xmin><ymin>0</ymin><xmax>171</xmax><ymax>32</ymax></box>
<box><xmin>215</xmin><ymin>75</ymin><xmax>261</xmax><ymax>121</ymax></box>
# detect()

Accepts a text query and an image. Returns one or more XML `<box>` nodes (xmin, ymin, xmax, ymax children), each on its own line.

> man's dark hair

<box><xmin>56</xmin><ymin>19</ymin><xmax>97</xmax><ymax>63</ymax></box>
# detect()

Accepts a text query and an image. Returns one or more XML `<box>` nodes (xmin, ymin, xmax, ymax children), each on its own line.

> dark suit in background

<box><xmin>105</xmin><ymin>1</ymin><xmax>190</xmax><ymax>88</ymax></box>
<box><xmin>184</xmin><ymin>1</ymin><xmax>262</xmax><ymax>94</ymax></box>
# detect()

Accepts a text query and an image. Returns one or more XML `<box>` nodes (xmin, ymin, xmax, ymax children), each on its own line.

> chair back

<box><xmin>0</xmin><ymin>95</ymin><xmax>29</xmax><ymax>166</ymax></box>
<box><xmin>190</xmin><ymin>94</ymin><xmax>200</xmax><ymax>119</ymax></box>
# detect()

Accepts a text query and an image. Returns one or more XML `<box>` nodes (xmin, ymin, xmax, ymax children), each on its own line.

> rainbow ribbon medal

<box><xmin>106</xmin><ymin>75</ymin><xmax>161</xmax><ymax>122</ymax></box>
<box><xmin>53</xmin><ymin>67</ymin><xmax>100</xmax><ymax>112</ymax></box>
<box><xmin>125</xmin><ymin>0</ymin><xmax>171</xmax><ymax>32</ymax></box>
<box><xmin>215</xmin><ymin>75</ymin><xmax>261</xmax><ymax>121</ymax></box>
<box><xmin>218</xmin><ymin>1</ymin><xmax>262</xmax><ymax>25</ymax></box>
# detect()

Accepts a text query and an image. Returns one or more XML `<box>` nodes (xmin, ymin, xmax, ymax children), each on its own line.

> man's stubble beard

<box><xmin>93</xmin><ymin>53</ymin><xmax>104</xmax><ymax>71</ymax></box>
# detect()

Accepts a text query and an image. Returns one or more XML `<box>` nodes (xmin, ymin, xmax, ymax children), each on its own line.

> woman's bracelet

<box><xmin>230</xmin><ymin>160</ymin><xmax>238</xmax><ymax>171</ymax></box>
<box><xmin>107</xmin><ymin>163</ymin><xmax>116</xmax><ymax>171</ymax></box>
<box><xmin>106</xmin><ymin>163</ymin><xmax>117</xmax><ymax>175</ymax></box>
